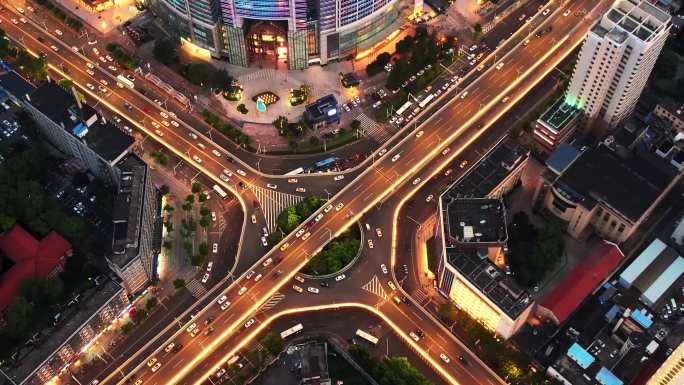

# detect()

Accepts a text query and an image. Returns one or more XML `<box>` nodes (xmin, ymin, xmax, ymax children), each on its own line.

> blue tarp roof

<box><xmin>567</xmin><ymin>342</ymin><xmax>594</xmax><ymax>369</ymax></box>
<box><xmin>546</xmin><ymin>144</ymin><xmax>581</xmax><ymax>175</ymax></box>
<box><xmin>605</xmin><ymin>304</ymin><xmax>621</xmax><ymax>323</ymax></box>
<box><xmin>596</xmin><ymin>367</ymin><xmax>623</xmax><ymax>385</ymax></box>
<box><xmin>630</xmin><ymin>308</ymin><xmax>653</xmax><ymax>329</ymax></box>
<box><xmin>72</xmin><ymin>122</ymin><xmax>88</xmax><ymax>138</ymax></box>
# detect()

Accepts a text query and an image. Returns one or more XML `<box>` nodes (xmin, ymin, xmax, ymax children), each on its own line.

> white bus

<box><xmin>285</xmin><ymin>167</ymin><xmax>304</xmax><ymax>176</ymax></box>
<box><xmin>418</xmin><ymin>93</ymin><xmax>434</xmax><ymax>108</ymax></box>
<box><xmin>355</xmin><ymin>329</ymin><xmax>379</xmax><ymax>345</ymax></box>
<box><xmin>280</xmin><ymin>323</ymin><xmax>303</xmax><ymax>339</ymax></box>
<box><xmin>116</xmin><ymin>74</ymin><xmax>134</xmax><ymax>89</ymax></box>
<box><xmin>395</xmin><ymin>101</ymin><xmax>413</xmax><ymax>116</ymax></box>
<box><xmin>212</xmin><ymin>184</ymin><xmax>228</xmax><ymax>199</ymax></box>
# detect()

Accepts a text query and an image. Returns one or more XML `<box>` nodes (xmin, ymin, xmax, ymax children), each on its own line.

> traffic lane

<box><xmin>142</xmin><ymin>3</ymin><xmax>600</xmax><ymax>380</ymax></box>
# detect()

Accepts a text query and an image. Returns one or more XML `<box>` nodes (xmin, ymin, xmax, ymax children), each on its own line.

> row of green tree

<box><xmin>33</xmin><ymin>0</ymin><xmax>83</xmax><ymax>32</ymax></box>
<box><xmin>302</xmin><ymin>226</ymin><xmax>360</xmax><ymax>275</ymax></box>
<box><xmin>269</xmin><ymin>195</ymin><xmax>326</xmax><ymax>243</ymax></box>
<box><xmin>152</xmin><ymin>38</ymin><xmax>233</xmax><ymax>89</ymax></box>
<box><xmin>105</xmin><ymin>43</ymin><xmax>138</xmax><ymax>70</ymax></box>
<box><xmin>0</xmin><ymin>29</ymin><xmax>48</xmax><ymax>81</ymax></box>
<box><xmin>201</xmin><ymin>108</ymin><xmax>251</xmax><ymax>148</ymax></box>
<box><xmin>349</xmin><ymin>344</ymin><xmax>433</xmax><ymax>385</ymax></box>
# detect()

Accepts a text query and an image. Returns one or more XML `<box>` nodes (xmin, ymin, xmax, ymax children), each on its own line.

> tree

<box><xmin>379</xmin><ymin>357</ymin><xmax>432</xmax><ymax>385</ymax></box>
<box><xmin>199</xmin><ymin>206</ymin><xmax>210</xmax><ymax>217</ymax></box>
<box><xmin>58</xmin><ymin>79</ymin><xmax>74</xmax><ymax>91</ymax></box>
<box><xmin>134</xmin><ymin>308</ymin><xmax>148</xmax><ymax>323</ymax></box>
<box><xmin>185</xmin><ymin>63</ymin><xmax>209</xmax><ymax>86</ymax></box>
<box><xmin>185</xmin><ymin>194</ymin><xmax>195</xmax><ymax>205</ymax></box>
<box><xmin>438</xmin><ymin>302</ymin><xmax>456</xmax><ymax>323</ymax></box>
<box><xmin>211</xmin><ymin>69</ymin><xmax>232</xmax><ymax>89</ymax></box>
<box><xmin>237</xmin><ymin>104</ymin><xmax>248</xmax><ymax>114</ymax></box>
<box><xmin>121</xmin><ymin>322</ymin><xmax>134</xmax><ymax>334</ymax></box>
<box><xmin>276</xmin><ymin>206</ymin><xmax>301</xmax><ymax>234</ymax></box>
<box><xmin>473</xmin><ymin>22</ymin><xmax>483</xmax><ymax>38</ymax></box>
<box><xmin>261</xmin><ymin>332</ymin><xmax>284</xmax><ymax>355</ymax></box>
<box><xmin>191</xmin><ymin>182</ymin><xmax>202</xmax><ymax>194</ymax></box>
<box><xmin>198</xmin><ymin>193</ymin><xmax>208</xmax><ymax>203</ymax></box>
<box><xmin>15</xmin><ymin>50</ymin><xmax>47</xmax><ymax>80</ymax></box>
<box><xmin>153</xmin><ymin>38</ymin><xmax>179</xmax><ymax>65</ymax></box>
<box><xmin>6</xmin><ymin>296</ymin><xmax>33</xmax><ymax>336</ymax></box>
<box><xmin>173</xmin><ymin>278</ymin><xmax>186</xmax><ymax>289</ymax></box>
<box><xmin>349</xmin><ymin>344</ymin><xmax>379</xmax><ymax>376</ymax></box>
<box><xmin>163</xmin><ymin>204</ymin><xmax>175</xmax><ymax>213</ymax></box>
<box><xmin>198</xmin><ymin>242</ymin><xmax>209</xmax><ymax>257</ymax></box>
<box><xmin>199</xmin><ymin>216</ymin><xmax>211</xmax><ymax>228</ymax></box>
<box><xmin>145</xmin><ymin>297</ymin><xmax>158</xmax><ymax>310</ymax></box>
<box><xmin>273</xmin><ymin>116</ymin><xmax>288</xmax><ymax>135</ymax></box>
<box><xmin>190</xmin><ymin>253</ymin><xmax>206</xmax><ymax>266</ymax></box>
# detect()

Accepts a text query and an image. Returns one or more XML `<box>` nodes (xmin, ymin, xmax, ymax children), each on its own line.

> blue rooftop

<box><xmin>72</xmin><ymin>122</ymin><xmax>88</xmax><ymax>138</ymax></box>
<box><xmin>596</xmin><ymin>367</ymin><xmax>623</xmax><ymax>385</ymax></box>
<box><xmin>567</xmin><ymin>342</ymin><xmax>595</xmax><ymax>369</ymax></box>
<box><xmin>630</xmin><ymin>308</ymin><xmax>653</xmax><ymax>329</ymax></box>
<box><xmin>546</xmin><ymin>144</ymin><xmax>581</xmax><ymax>175</ymax></box>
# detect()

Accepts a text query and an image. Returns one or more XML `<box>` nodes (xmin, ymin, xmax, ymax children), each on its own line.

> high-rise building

<box><xmin>151</xmin><ymin>0</ymin><xmax>408</xmax><ymax>69</ymax></box>
<box><xmin>565</xmin><ymin>0</ymin><xmax>670</xmax><ymax>134</ymax></box>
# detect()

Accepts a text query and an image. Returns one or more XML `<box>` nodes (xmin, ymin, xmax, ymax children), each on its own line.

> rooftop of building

<box><xmin>550</xmin><ymin>142</ymin><xmax>678</xmax><ymax>222</ymax></box>
<box><xmin>604</xmin><ymin>0</ymin><xmax>671</xmax><ymax>43</ymax></box>
<box><xmin>539</xmin><ymin>98</ymin><xmax>582</xmax><ymax>131</ymax></box>
<box><xmin>546</xmin><ymin>144</ymin><xmax>582</xmax><ymax>175</ymax></box>
<box><xmin>293</xmin><ymin>341</ymin><xmax>330</xmax><ymax>382</ymax></box>
<box><xmin>0</xmin><ymin>225</ymin><xmax>72</xmax><ymax>312</ymax></box>
<box><xmin>442</xmin><ymin>198</ymin><xmax>507</xmax><ymax>244</ymax></box>
<box><xmin>445</xmin><ymin>247</ymin><xmax>532</xmax><ymax>319</ymax></box>
<box><xmin>541</xmin><ymin>242</ymin><xmax>625</xmax><ymax>324</ymax></box>
<box><xmin>304</xmin><ymin>94</ymin><xmax>338</xmax><ymax>120</ymax></box>
<box><xmin>656</xmin><ymin>100</ymin><xmax>684</xmax><ymax>121</ymax></box>
<box><xmin>110</xmin><ymin>154</ymin><xmax>148</xmax><ymax>268</ymax></box>
<box><xmin>0</xmin><ymin>69</ymin><xmax>36</xmax><ymax>99</ymax></box>
<box><xmin>27</xmin><ymin>82</ymin><xmax>133</xmax><ymax>163</ymax></box>
<box><xmin>445</xmin><ymin>138</ymin><xmax>529</xmax><ymax>198</ymax></box>
<box><xmin>9</xmin><ymin>279</ymin><xmax>124</xmax><ymax>383</ymax></box>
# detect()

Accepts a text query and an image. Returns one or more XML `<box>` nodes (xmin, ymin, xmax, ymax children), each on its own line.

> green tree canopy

<box><xmin>153</xmin><ymin>38</ymin><xmax>179</xmax><ymax>65</ymax></box>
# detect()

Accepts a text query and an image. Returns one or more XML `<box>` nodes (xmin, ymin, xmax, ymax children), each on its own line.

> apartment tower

<box><xmin>565</xmin><ymin>0</ymin><xmax>670</xmax><ymax>135</ymax></box>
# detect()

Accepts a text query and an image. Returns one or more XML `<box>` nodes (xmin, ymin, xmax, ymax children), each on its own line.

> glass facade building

<box><xmin>153</xmin><ymin>0</ymin><xmax>408</xmax><ymax>69</ymax></box>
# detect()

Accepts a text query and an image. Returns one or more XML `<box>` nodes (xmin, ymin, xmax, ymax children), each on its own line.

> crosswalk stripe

<box><xmin>259</xmin><ymin>292</ymin><xmax>285</xmax><ymax>312</ymax></box>
<box><xmin>186</xmin><ymin>278</ymin><xmax>207</xmax><ymax>298</ymax></box>
<box><xmin>250</xmin><ymin>186</ymin><xmax>304</xmax><ymax>232</ymax></box>
<box><xmin>355</xmin><ymin>113</ymin><xmax>391</xmax><ymax>141</ymax></box>
<box><xmin>411</xmin><ymin>289</ymin><xmax>428</xmax><ymax>304</ymax></box>
<box><xmin>362</xmin><ymin>275</ymin><xmax>388</xmax><ymax>300</ymax></box>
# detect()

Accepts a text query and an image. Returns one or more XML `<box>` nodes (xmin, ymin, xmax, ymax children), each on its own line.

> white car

<box><xmin>206</xmin><ymin>262</ymin><xmax>213</xmax><ymax>272</ymax></box>
<box><xmin>378</xmin><ymin>148</ymin><xmax>387</xmax><ymax>156</ymax></box>
<box><xmin>170</xmin><ymin>120</ymin><xmax>179</xmax><ymax>127</ymax></box>
<box><xmin>98</xmin><ymin>85</ymin><xmax>107</xmax><ymax>93</ymax></box>
<box><xmin>50</xmin><ymin>45</ymin><xmax>59</xmax><ymax>52</ymax></box>
<box><xmin>154</xmin><ymin>130</ymin><xmax>164</xmax><ymax>137</ymax></box>
<box><xmin>376</xmin><ymin>228</ymin><xmax>383</xmax><ymax>238</ymax></box>
<box><xmin>266</xmin><ymin>183</ymin><xmax>277</xmax><ymax>190</ymax></box>
<box><xmin>116</xmin><ymin>82</ymin><xmax>125</xmax><ymax>89</ymax></box>
<box><xmin>54</xmin><ymin>29</ymin><xmax>63</xmax><ymax>36</ymax></box>
<box><xmin>260</xmin><ymin>236</ymin><xmax>268</xmax><ymax>246</ymax></box>
<box><xmin>495</xmin><ymin>62</ymin><xmax>504</xmax><ymax>70</ymax></box>
<box><xmin>440</xmin><ymin>353</ymin><xmax>450</xmax><ymax>363</ymax></box>
<box><xmin>216</xmin><ymin>368</ymin><xmax>227</xmax><ymax>379</ymax></box>
<box><xmin>563</xmin><ymin>9</ymin><xmax>571</xmax><ymax>17</ymax></box>
<box><xmin>501</xmin><ymin>96</ymin><xmax>510</xmax><ymax>103</ymax></box>
<box><xmin>211</xmin><ymin>149</ymin><xmax>221</xmax><ymax>157</ymax></box>
<box><xmin>460</xmin><ymin>91</ymin><xmax>468</xmax><ymax>99</ymax></box>
<box><xmin>415</xmin><ymin>130</ymin><xmax>424</xmax><ymax>138</ymax></box>
<box><xmin>391</xmin><ymin>154</ymin><xmax>401</xmax><ymax>162</ymax></box>
<box><xmin>292</xmin><ymin>285</ymin><xmax>304</xmax><ymax>293</ymax></box>
<box><xmin>254</xmin><ymin>273</ymin><xmax>263</xmax><ymax>282</ymax></box>
<box><xmin>409</xmin><ymin>331</ymin><xmax>420</xmax><ymax>341</ymax></box>
<box><xmin>333</xmin><ymin>175</ymin><xmax>344</xmax><ymax>181</ymax></box>
<box><xmin>238</xmin><ymin>286</ymin><xmax>247</xmax><ymax>295</ymax></box>
<box><xmin>380</xmin><ymin>264</ymin><xmax>388</xmax><ymax>274</ymax></box>
<box><xmin>86</xmin><ymin>62</ymin><xmax>95</xmax><ymax>69</ymax></box>
<box><xmin>307</xmin><ymin>287</ymin><xmax>320</xmax><ymax>294</ymax></box>
<box><xmin>217</xmin><ymin>295</ymin><xmax>228</xmax><ymax>305</ymax></box>
<box><xmin>335</xmin><ymin>203</ymin><xmax>344</xmax><ymax>211</ymax></box>
<box><xmin>236</xmin><ymin>169</ymin><xmax>246</xmax><ymax>176</ymax></box>
<box><xmin>295</xmin><ymin>228</ymin><xmax>306</xmax><ymax>238</ymax></box>
<box><xmin>186</xmin><ymin>323</ymin><xmax>197</xmax><ymax>333</ymax></box>
<box><xmin>412</xmin><ymin>178</ymin><xmax>421</xmax><ymax>185</ymax></box>
<box><xmin>162</xmin><ymin>120</ymin><xmax>170</xmax><ymax>127</ymax></box>
<box><xmin>315</xmin><ymin>213</ymin><xmax>324</xmax><ymax>222</ymax></box>
<box><xmin>86</xmin><ymin>83</ymin><xmax>95</xmax><ymax>91</ymax></box>
<box><xmin>542</xmin><ymin>8</ymin><xmax>550</xmax><ymax>16</ymax></box>
<box><xmin>105</xmin><ymin>55</ymin><xmax>114</xmax><ymax>62</ymax></box>
<box><xmin>99</xmin><ymin>56</ymin><xmax>107</xmax><ymax>63</ymax></box>
<box><xmin>86</xmin><ymin>69</ymin><xmax>95</xmax><ymax>76</ymax></box>
<box><xmin>108</xmin><ymin>65</ymin><xmax>117</xmax><ymax>72</ymax></box>
<box><xmin>201</xmin><ymin>273</ymin><xmax>209</xmax><ymax>283</ymax></box>
<box><xmin>324</xmin><ymin>204</ymin><xmax>333</xmax><ymax>213</ymax></box>
<box><xmin>367</xmin><ymin>239</ymin><xmax>374</xmax><ymax>249</ymax></box>
<box><xmin>244</xmin><ymin>318</ymin><xmax>255</xmax><ymax>328</ymax></box>
<box><xmin>211</xmin><ymin>212</ymin><xmax>217</xmax><ymax>222</ymax></box>
<box><xmin>296</xmin><ymin>187</ymin><xmax>306</xmax><ymax>193</ymax></box>
<box><xmin>246</xmin><ymin>270</ymin><xmax>255</xmax><ymax>279</ymax></box>
<box><xmin>151</xmin><ymin>362</ymin><xmax>162</xmax><ymax>372</ymax></box>
<box><xmin>220</xmin><ymin>301</ymin><xmax>231</xmax><ymax>310</ymax></box>
<box><xmin>99</xmin><ymin>79</ymin><xmax>108</xmax><ymax>86</ymax></box>
<box><xmin>287</xmin><ymin>178</ymin><xmax>298</xmax><ymax>183</ymax></box>
<box><xmin>192</xmin><ymin>155</ymin><xmax>202</xmax><ymax>163</ymax></box>
<box><xmin>160</xmin><ymin>111</ymin><xmax>169</xmax><ymax>119</ymax></box>
<box><xmin>92</xmin><ymin>47</ymin><xmax>100</xmax><ymax>55</ymax></box>
<box><xmin>387</xmin><ymin>281</ymin><xmax>396</xmax><ymax>290</ymax></box>
<box><xmin>262</xmin><ymin>258</ymin><xmax>273</xmax><ymax>267</ymax></box>
<box><xmin>212</xmin><ymin>243</ymin><xmax>218</xmax><ymax>253</ymax></box>
<box><xmin>335</xmin><ymin>274</ymin><xmax>346</xmax><ymax>282</ymax></box>
<box><xmin>189</xmin><ymin>132</ymin><xmax>198</xmax><ymax>140</ymax></box>
<box><xmin>219</xmin><ymin>173</ymin><xmax>230</xmax><ymax>182</ymax></box>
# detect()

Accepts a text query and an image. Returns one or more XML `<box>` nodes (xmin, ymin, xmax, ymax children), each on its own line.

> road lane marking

<box><xmin>173</xmin><ymin>358</ymin><xmax>186</xmax><ymax>369</ymax></box>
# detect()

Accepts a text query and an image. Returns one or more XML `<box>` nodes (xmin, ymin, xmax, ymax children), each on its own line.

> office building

<box><xmin>21</xmin><ymin>81</ymin><xmax>134</xmax><ymax>187</ymax></box>
<box><xmin>533</xmin><ymin>97</ymin><xmax>582</xmax><ymax>154</ymax></box>
<box><xmin>432</xmin><ymin>139</ymin><xmax>532</xmax><ymax>339</ymax></box>
<box><xmin>8</xmin><ymin>279</ymin><xmax>129</xmax><ymax>385</ymax></box>
<box><xmin>653</xmin><ymin>102</ymin><xmax>684</xmax><ymax>133</ymax></box>
<box><xmin>152</xmin><ymin>0</ymin><xmax>410</xmax><ymax>69</ymax></box>
<box><xmin>533</xmin><ymin>138</ymin><xmax>681</xmax><ymax>244</ymax></box>
<box><xmin>565</xmin><ymin>0</ymin><xmax>670</xmax><ymax>134</ymax></box>
<box><xmin>105</xmin><ymin>155</ymin><xmax>162</xmax><ymax>295</ymax></box>
<box><xmin>646</xmin><ymin>339</ymin><xmax>684</xmax><ymax>385</ymax></box>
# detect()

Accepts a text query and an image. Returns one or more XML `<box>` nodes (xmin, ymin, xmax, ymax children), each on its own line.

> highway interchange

<box><xmin>0</xmin><ymin>0</ymin><xmax>613</xmax><ymax>384</ymax></box>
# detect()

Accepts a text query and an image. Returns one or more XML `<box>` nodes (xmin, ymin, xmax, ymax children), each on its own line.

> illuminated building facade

<box><xmin>646</xmin><ymin>340</ymin><xmax>684</xmax><ymax>385</ymax></box>
<box><xmin>152</xmin><ymin>0</ymin><xmax>409</xmax><ymax>69</ymax></box>
<box><xmin>565</xmin><ymin>0</ymin><xmax>670</xmax><ymax>134</ymax></box>
<box><xmin>432</xmin><ymin>139</ymin><xmax>532</xmax><ymax>340</ymax></box>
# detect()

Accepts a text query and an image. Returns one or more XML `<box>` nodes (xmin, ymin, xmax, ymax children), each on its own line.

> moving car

<box><xmin>387</xmin><ymin>281</ymin><xmax>396</xmax><ymax>290</ymax></box>
<box><xmin>217</xmin><ymin>295</ymin><xmax>228</xmax><ymax>305</ymax></box>
<box><xmin>212</xmin><ymin>243</ymin><xmax>218</xmax><ymax>253</ymax></box>
<box><xmin>307</xmin><ymin>287</ymin><xmax>319</xmax><ymax>294</ymax></box>
<box><xmin>238</xmin><ymin>286</ymin><xmax>247</xmax><ymax>295</ymax></box>
<box><xmin>292</xmin><ymin>285</ymin><xmax>303</xmax><ymax>293</ymax></box>
<box><xmin>266</xmin><ymin>183</ymin><xmax>277</xmax><ymax>190</ymax></box>
<box><xmin>335</xmin><ymin>203</ymin><xmax>344</xmax><ymax>211</ymax></box>
<box><xmin>380</xmin><ymin>264</ymin><xmax>388</xmax><ymax>274</ymax></box>
<box><xmin>151</xmin><ymin>363</ymin><xmax>162</xmax><ymax>372</ymax></box>
<box><xmin>244</xmin><ymin>319</ymin><xmax>255</xmax><ymax>328</ymax></box>
<box><xmin>201</xmin><ymin>273</ymin><xmax>209</xmax><ymax>283</ymax></box>
<box><xmin>367</xmin><ymin>239</ymin><xmax>374</xmax><ymax>249</ymax></box>
<box><xmin>333</xmin><ymin>175</ymin><xmax>344</xmax><ymax>181</ymax></box>
<box><xmin>164</xmin><ymin>342</ymin><xmax>175</xmax><ymax>353</ymax></box>
<box><xmin>335</xmin><ymin>274</ymin><xmax>346</xmax><ymax>282</ymax></box>
<box><xmin>146</xmin><ymin>358</ymin><xmax>157</xmax><ymax>367</ymax></box>
<box><xmin>220</xmin><ymin>301</ymin><xmax>231</xmax><ymax>310</ymax></box>
<box><xmin>440</xmin><ymin>353</ymin><xmax>450</xmax><ymax>363</ymax></box>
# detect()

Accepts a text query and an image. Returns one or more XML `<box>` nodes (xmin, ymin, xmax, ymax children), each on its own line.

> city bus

<box><xmin>395</xmin><ymin>101</ymin><xmax>413</xmax><ymax>116</ymax></box>
<box><xmin>355</xmin><ymin>329</ymin><xmax>379</xmax><ymax>345</ymax></box>
<box><xmin>116</xmin><ymin>74</ymin><xmax>134</xmax><ymax>89</ymax></box>
<box><xmin>212</xmin><ymin>184</ymin><xmax>228</xmax><ymax>199</ymax></box>
<box><xmin>418</xmin><ymin>93</ymin><xmax>435</xmax><ymax>108</ymax></box>
<box><xmin>285</xmin><ymin>167</ymin><xmax>304</xmax><ymax>175</ymax></box>
<box><xmin>314</xmin><ymin>157</ymin><xmax>337</xmax><ymax>170</ymax></box>
<box><xmin>280</xmin><ymin>323</ymin><xmax>303</xmax><ymax>339</ymax></box>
